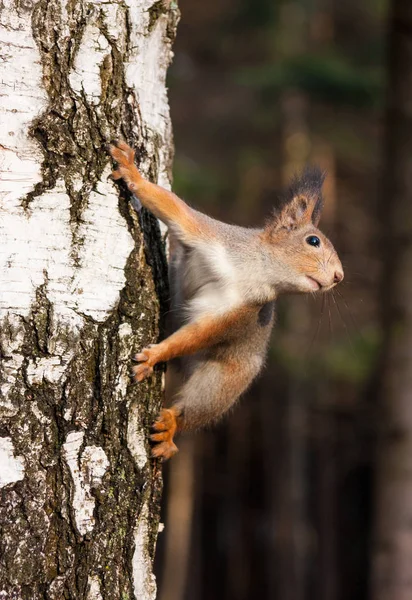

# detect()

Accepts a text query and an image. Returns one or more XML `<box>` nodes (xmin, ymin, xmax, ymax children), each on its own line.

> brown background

<box><xmin>156</xmin><ymin>1</ymin><xmax>388</xmax><ymax>598</ymax></box>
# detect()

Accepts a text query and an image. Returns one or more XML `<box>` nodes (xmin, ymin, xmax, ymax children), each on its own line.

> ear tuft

<box><xmin>270</xmin><ymin>166</ymin><xmax>326</xmax><ymax>231</ymax></box>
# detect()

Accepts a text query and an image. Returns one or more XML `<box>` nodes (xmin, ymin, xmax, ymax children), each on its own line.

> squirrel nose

<box><xmin>334</xmin><ymin>270</ymin><xmax>344</xmax><ymax>284</ymax></box>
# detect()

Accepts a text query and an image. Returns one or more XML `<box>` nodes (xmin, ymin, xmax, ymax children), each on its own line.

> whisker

<box><xmin>313</xmin><ymin>254</ymin><xmax>324</xmax><ymax>269</ymax></box>
<box><xmin>307</xmin><ymin>293</ymin><xmax>325</xmax><ymax>357</ymax></box>
<box><xmin>325</xmin><ymin>247</ymin><xmax>334</xmax><ymax>268</ymax></box>
<box><xmin>334</xmin><ymin>288</ymin><xmax>364</xmax><ymax>341</ymax></box>
<box><xmin>331</xmin><ymin>291</ymin><xmax>356</xmax><ymax>355</ymax></box>
<box><xmin>327</xmin><ymin>293</ymin><xmax>333</xmax><ymax>341</ymax></box>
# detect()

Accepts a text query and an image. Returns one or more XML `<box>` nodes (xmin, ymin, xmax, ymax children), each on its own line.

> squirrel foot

<box><xmin>109</xmin><ymin>141</ymin><xmax>140</xmax><ymax>191</ymax></box>
<box><xmin>131</xmin><ymin>345</ymin><xmax>159</xmax><ymax>382</ymax></box>
<box><xmin>150</xmin><ymin>408</ymin><xmax>179</xmax><ymax>460</ymax></box>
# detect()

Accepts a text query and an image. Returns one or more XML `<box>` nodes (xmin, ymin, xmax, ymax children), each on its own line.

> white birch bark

<box><xmin>0</xmin><ymin>0</ymin><xmax>178</xmax><ymax>597</ymax></box>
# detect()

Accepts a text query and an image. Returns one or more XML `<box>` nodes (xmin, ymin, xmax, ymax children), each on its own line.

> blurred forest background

<box><xmin>155</xmin><ymin>0</ymin><xmax>412</xmax><ymax>599</ymax></box>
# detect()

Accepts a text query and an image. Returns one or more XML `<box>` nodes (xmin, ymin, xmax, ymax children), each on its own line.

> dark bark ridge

<box><xmin>0</xmin><ymin>0</ymin><xmax>178</xmax><ymax>597</ymax></box>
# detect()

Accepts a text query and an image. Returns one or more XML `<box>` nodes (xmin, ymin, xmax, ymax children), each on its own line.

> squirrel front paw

<box><xmin>109</xmin><ymin>141</ymin><xmax>140</xmax><ymax>191</ymax></box>
<box><xmin>150</xmin><ymin>408</ymin><xmax>179</xmax><ymax>461</ymax></box>
<box><xmin>131</xmin><ymin>345</ymin><xmax>160</xmax><ymax>382</ymax></box>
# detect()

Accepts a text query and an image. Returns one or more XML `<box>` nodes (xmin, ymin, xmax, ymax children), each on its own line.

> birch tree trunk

<box><xmin>371</xmin><ymin>2</ymin><xmax>412</xmax><ymax>600</ymax></box>
<box><xmin>0</xmin><ymin>0</ymin><xmax>178</xmax><ymax>598</ymax></box>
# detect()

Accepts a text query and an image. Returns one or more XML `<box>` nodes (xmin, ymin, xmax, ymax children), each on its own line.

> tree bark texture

<box><xmin>372</xmin><ymin>3</ymin><xmax>412</xmax><ymax>600</ymax></box>
<box><xmin>0</xmin><ymin>0</ymin><xmax>178</xmax><ymax>598</ymax></box>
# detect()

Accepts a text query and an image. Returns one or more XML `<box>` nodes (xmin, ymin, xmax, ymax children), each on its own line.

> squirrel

<box><xmin>109</xmin><ymin>141</ymin><xmax>344</xmax><ymax>461</ymax></box>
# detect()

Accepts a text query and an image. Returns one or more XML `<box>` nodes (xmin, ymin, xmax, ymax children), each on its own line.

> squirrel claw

<box><xmin>109</xmin><ymin>142</ymin><xmax>140</xmax><ymax>192</ymax></box>
<box><xmin>109</xmin><ymin>141</ymin><xmax>135</xmax><ymax>165</ymax></box>
<box><xmin>151</xmin><ymin>440</ymin><xmax>178</xmax><ymax>461</ymax></box>
<box><xmin>131</xmin><ymin>346</ymin><xmax>159</xmax><ymax>382</ymax></box>
<box><xmin>116</xmin><ymin>140</ymin><xmax>135</xmax><ymax>160</ymax></box>
<box><xmin>131</xmin><ymin>363</ymin><xmax>153</xmax><ymax>382</ymax></box>
<box><xmin>111</xmin><ymin>169</ymin><xmax>122</xmax><ymax>180</ymax></box>
<box><xmin>150</xmin><ymin>431</ymin><xmax>167</xmax><ymax>442</ymax></box>
<box><xmin>150</xmin><ymin>408</ymin><xmax>179</xmax><ymax>461</ymax></box>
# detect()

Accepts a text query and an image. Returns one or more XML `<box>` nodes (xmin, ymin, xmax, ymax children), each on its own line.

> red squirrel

<box><xmin>109</xmin><ymin>141</ymin><xmax>343</xmax><ymax>460</ymax></box>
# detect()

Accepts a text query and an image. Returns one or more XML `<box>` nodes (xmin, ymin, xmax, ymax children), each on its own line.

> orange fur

<box><xmin>150</xmin><ymin>407</ymin><xmax>182</xmax><ymax>460</ymax></box>
<box><xmin>109</xmin><ymin>143</ymin><xmax>212</xmax><ymax>241</ymax></box>
<box><xmin>132</xmin><ymin>306</ymin><xmax>254</xmax><ymax>382</ymax></box>
<box><xmin>109</xmin><ymin>141</ymin><xmax>343</xmax><ymax>461</ymax></box>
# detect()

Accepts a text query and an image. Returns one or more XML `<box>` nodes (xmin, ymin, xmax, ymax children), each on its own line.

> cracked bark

<box><xmin>0</xmin><ymin>0</ymin><xmax>178</xmax><ymax>598</ymax></box>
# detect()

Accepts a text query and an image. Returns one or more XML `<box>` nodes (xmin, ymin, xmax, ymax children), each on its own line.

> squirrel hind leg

<box><xmin>174</xmin><ymin>355</ymin><xmax>262</xmax><ymax>431</ymax></box>
<box><xmin>150</xmin><ymin>407</ymin><xmax>181</xmax><ymax>461</ymax></box>
<box><xmin>150</xmin><ymin>355</ymin><xmax>263</xmax><ymax>460</ymax></box>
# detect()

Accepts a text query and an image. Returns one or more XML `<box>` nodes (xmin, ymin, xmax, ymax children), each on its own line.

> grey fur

<box><xmin>118</xmin><ymin>148</ymin><xmax>342</xmax><ymax>434</ymax></box>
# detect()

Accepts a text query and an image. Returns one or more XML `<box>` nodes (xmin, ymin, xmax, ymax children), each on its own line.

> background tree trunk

<box><xmin>371</xmin><ymin>2</ymin><xmax>412</xmax><ymax>600</ymax></box>
<box><xmin>0</xmin><ymin>0</ymin><xmax>178</xmax><ymax>598</ymax></box>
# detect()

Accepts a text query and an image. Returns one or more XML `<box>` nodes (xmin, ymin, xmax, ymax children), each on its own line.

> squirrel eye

<box><xmin>306</xmin><ymin>235</ymin><xmax>321</xmax><ymax>248</ymax></box>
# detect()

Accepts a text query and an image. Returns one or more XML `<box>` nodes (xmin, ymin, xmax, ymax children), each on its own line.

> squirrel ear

<box><xmin>278</xmin><ymin>194</ymin><xmax>311</xmax><ymax>230</ymax></box>
<box><xmin>271</xmin><ymin>167</ymin><xmax>325</xmax><ymax>231</ymax></box>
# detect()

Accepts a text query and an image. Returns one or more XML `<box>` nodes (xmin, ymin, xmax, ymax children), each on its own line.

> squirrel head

<box><xmin>262</xmin><ymin>167</ymin><xmax>343</xmax><ymax>295</ymax></box>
